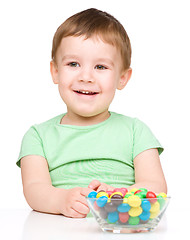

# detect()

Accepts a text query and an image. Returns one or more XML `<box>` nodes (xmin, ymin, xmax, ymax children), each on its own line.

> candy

<box><xmin>124</xmin><ymin>192</ymin><xmax>133</xmax><ymax>198</ymax></box>
<box><xmin>113</xmin><ymin>188</ymin><xmax>121</xmax><ymax>192</ymax></box>
<box><xmin>88</xmin><ymin>191</ymin><xmax>97</xmax><ymax>198</ymax></box>
<box><xmin>134</xmin><ymin>190</ymin><xmax>142</xmax><ymax>195</ymax></box>
<box><xmin>107</xmin><ymin>211</ymin><xmax>119</xmax><ymax>223</ymax></box>
<box><xmin>120</xmin><ymin>188</ymin><xmax>128</xmax><ymax>195</ymax></box>
<box><xmin>139</xmin><ymin>211</ymin><xmax>150</xmax><ymax>221</ymax></box>
<box><xmin>135</xmin><ymin>191</ymin><xmax>147</xmax><ymax>199</ymax></box>
<box><xmin>128</xmin><ymin>216</ymin><xmax>140</xmax><ymax>225</ymax></box>
<box><xmin>150</xmin><ymin>201</ymin><xmax>160</xmax><ymax>213</ymax></box>
<box><xmin>139</xmin><ymin>188</ymin><xmax>148</xmax><ymax>193</ymax></box>
<box><xmin>119</xmin><ymin>212</ymin><xmax>129</xmax><ymax>223</ymax></box>
<box><xmin>127</xmin><ymin>195</ymin><xmax>141</xmax><ymax>207</ymax></box>
<box><xmin>106</xmin><ymin>191</ymin><xmax>113</xmax><ymax>197</ymax></box>
<box><xmin>157</xmin><ymin>196</ymin><xmax>165</xmax><ymax>210</ymax></box>
<box><xmin>110</xmin><ymin>193</ymin><xmax>123</xmax><ymax>205</ymax></box>
<box><xmin>87</xmin><ymin>188</ymin><xmax>168</xmax><ymax>226</ymax></box>
<box><xmin>96</xmin><ymin>191</ymin><xmax>109</xmax><ymax>199</ymax></box>
<box><xmin>110</xmin><ymin>192</ymin><xmax>123</xmax><ymax>198</ymax></box>
<box><xmin>157</xmin><ymin>192</ymin><xmax>167</xmax><ymax>199</ymax></box>
<box><xmin>104</xmin><ymin>201</ymin><xmax>117</xmax><ymax>212</ymax></box>
<box><xmin>117</xmin><ymin>203</ymin><xmax>131</xmax><ymax>213</ymax></box>
<box><xmin>141</xmin><ymin>199</ymin><xmax>151</xmax><ymax>212</ymax></box>
<box><xmin>96</xmin><ymin>196</ymin><xmax>108</xmax><ymax>207</ymax></box>
<box><xmin>113</xmin><ymin>188</ymin><xmax>128</xmax><ymax>196</ymax></box>
<box><xmin>146</xmin><ymin>191</ymin><xmax>157</xmax><ymax>203</ymax></box>
<box><xmin>129</xmin><ymin>188</ymin><xmax>139</xmax><ymax>194</ymax></box>
<box><xmin>128</xmin><ymin>207</ymin><xmax>143</xmax><ymax>217</ymax></box>
<box><xmin>150</xmin><ymin>211</ymin><xmax>159</xmax><ymax>219</ymax></box>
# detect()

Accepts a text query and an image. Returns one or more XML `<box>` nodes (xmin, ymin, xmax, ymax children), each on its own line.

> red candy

<box><xmin>134</xmin><ymin>190</ymin><xmax>142</xmax><ymax>195</ymax></box>
<box><xmin>106</xmin><ymin>191</ymin><xmax>113</xmax><ymax>197</ymax></box>
<box><xmin>113</xmin><ymin>188</ymin><xmax>121</xmax><ymax>193</ymax></box>
<box><xmin>113</xmin><ymin>188</ymin><xmax>128</xmax><ymax>197</ymax></box>
<box><xmin>119</xmin><ymin>212</ymin><xmax>129</xmax><ymax>223</ymax></box>
<box><xmin>146</xmin><ymin>191</ymin><xmax>157</xmax><ymax>203</ymax></box>
<box><xmin>120</xmin><ymin>188</ymin><xmax>128</xmax><ymax>195</ymax></box>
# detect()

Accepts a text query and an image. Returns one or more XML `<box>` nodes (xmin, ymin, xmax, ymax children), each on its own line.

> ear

<box><xmin>50</xmin><ymin>61</ymin><xmax>59</xmax><ymax>84</ymax></box>
<box><xmin>117</xmin><ymin>68</ymin><xmax>132</xmax><ymax>90</ymax></box>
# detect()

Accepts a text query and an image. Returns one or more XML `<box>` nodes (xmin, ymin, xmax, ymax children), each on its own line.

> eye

<box><xmin>68</xmin><ymin>62</ymin><xmax>80</xmax><ymax>67</ymax></box>
<box><xmin>95</xmin><ymin>65</ymin><xmax>107</xmax><ymax>70</ymax></box>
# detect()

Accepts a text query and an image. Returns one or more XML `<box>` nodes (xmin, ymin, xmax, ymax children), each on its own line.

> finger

<box><xmin>88</xmin><ymin>179</ymin><xmax>101</xmax><ymax>190</ymax></box>
<box><xmin>73</xmin><ymin>200</ymin><xmax>90</xmax><ymax>215</ymax></box>
<box><xmin>77</xmin><ymin>194</ymin><xmax>89</xmax><ymax>207</ymax></box>
<box><xmin>80</xmin><ymin>187</ymin><xmax>94</xmax><ymax>197</ymax></box>
<box><xmin>96</xmin><ymin>182</ymin><xmax>108</xmax><ymax>192</ymax></box>
<box><xmin>68</xmin><ymin>207</ymin><xmax>87</xmax><ymax>218</ymax></box>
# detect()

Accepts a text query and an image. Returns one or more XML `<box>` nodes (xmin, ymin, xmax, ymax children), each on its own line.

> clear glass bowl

<box><xmin>86</xmin><ymin>196</ymin><xmax>170</xmax><ymax>233</ymax></box>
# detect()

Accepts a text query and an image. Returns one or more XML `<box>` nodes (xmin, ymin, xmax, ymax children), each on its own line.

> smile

<box><xmin>74</xmin><ymin>90</ymin><xmax>99</xmax><ymax>95</ymax></box>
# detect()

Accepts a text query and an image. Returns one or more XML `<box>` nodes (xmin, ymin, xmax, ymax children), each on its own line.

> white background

<box><xmin>0</xmin><ymin>0</ymin><xmax>189</xmax><ymax>209</ymax></box>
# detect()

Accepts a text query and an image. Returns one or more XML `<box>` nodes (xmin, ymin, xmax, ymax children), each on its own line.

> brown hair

<box><xmin>51</xmin><ymin>8</ymin><xmax>131</xmax><ymax>71</ymax></box>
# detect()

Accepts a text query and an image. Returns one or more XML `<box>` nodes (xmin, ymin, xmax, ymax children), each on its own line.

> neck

<box><xmin>61</xmin><ymin>110</ymin><xmax>111</xmax><ymax>126</ymax></box>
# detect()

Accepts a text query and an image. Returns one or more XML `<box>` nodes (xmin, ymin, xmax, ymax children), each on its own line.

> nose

<box><xmin>78</xmin><ymin>66</ymin><xmax>94</xmax><ymax>83</ymax></box>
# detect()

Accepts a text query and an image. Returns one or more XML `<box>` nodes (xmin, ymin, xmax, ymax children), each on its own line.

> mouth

<box><xmin>74</xmin><ymin>90</ymin><xmax>99</xmax><ymax>95</ymax></box>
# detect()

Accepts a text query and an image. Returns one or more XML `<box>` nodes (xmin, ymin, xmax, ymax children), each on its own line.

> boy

<box><xmin>17</xmin><ymin>8</ymin><xmax>167</xmax><ymax>218</ymax></box>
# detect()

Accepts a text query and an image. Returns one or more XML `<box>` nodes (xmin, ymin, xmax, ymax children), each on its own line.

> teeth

<box><xmin>76</xmin><ymin>90</ymin><xmax>96</xmax><ymax>95</ymax></box>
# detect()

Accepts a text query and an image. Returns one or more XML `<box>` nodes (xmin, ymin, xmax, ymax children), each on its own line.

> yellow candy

<box><xmin>129</xmin><ymin>207</ymin><xmax>143</xmax><ymax>217</ymax></box>
<box><xmin>127</xmin><ymin>195</ymin><xmax>141</xmax><ymax>207</ymax></box>
<box><xmin>110</xmin><ymin>192</ymin><xmax>123</xmax><ymax>198</ymax></box>
<box><xmin>96</xmin><ymin>192</ymin><xmax>109</xmax><ymax>198</ymax></box>
<box><xmin>157</xmin><ymin>192</ymin><xmax>167</xmax><ymax>199</ymax></box>
<box><xmin>150</xmin><ymin>201</ymin><xmax>160</xmax><ymax>213</ymax></box>
<box><xmin>123</xmin><ymin>198</ymin><xmax>128</xmax><ymax>204</ymax></box>
<box><xmin>150</xmin><ymin>211</ymin><xmax>159</xmax><ymax>219</ymax></box>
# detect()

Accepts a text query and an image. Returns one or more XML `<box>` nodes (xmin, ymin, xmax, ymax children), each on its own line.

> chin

<box><xmin>77</xmin><ymin>112</ymin><xmax>97</xmax><ymax>118</ymax></box>
<box><xmin>75</xmin><ymin>109</ymin><xmax>103</xmax><ymax>118</ymax></box>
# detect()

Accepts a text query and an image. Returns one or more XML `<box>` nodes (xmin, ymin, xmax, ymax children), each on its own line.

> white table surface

<box><xmin>0</xmin><ymin>199</ymin><xmax>188</xmax><ymax>240</ymax></box>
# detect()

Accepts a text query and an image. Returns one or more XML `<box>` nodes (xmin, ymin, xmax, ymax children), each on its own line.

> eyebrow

<box><xmin>96</xmin><ymin>58</ymin><xmax>114</xmax><ymax>67</ymax></box>
<box><xmin>61</xmin><ymin>55</ymin><xmax>80</xmax><ymax>62</ymax></box>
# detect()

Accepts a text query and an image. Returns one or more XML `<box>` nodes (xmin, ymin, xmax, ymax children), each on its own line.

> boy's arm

<box><xmin>131</xmin><ymin>148</ymin><xmax>167</xmax><ymax>193</ymax></box>
<box><xmin>89</xmin><ymin>149</ymin><xmax>167</xmax><ymax>194</ymax></box>
<box><xmin>21</xmin><ymin>155</ymin><xmax>92</xmax><ymax>217</ymax></box>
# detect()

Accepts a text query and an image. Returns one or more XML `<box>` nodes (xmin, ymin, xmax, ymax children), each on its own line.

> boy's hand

<box><xmin>88</xmin><ymin>179</ymin><xmax>115</xmax><ymax>192</ymax></box>
<box><xmin>60</xmin><ymin>187</ymin><xmax>92</xmax><ymax>218</ymax></box>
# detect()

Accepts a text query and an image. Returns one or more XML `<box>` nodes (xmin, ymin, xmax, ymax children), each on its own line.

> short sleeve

<box><xmin>16</xmin><ymin>126</ymin><xmax>46</xmax><ymax>167</ymax></box>
<box><xmin>133</xmin><ymin>118</ymin><xmax>164</xmax><ymax>159</ymax></box>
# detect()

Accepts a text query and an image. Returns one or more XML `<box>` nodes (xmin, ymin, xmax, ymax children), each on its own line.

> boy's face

<box><xmin>51</xmin><ymin>36</ymin><xmax>131</xmax><ymax>122</ymax></box>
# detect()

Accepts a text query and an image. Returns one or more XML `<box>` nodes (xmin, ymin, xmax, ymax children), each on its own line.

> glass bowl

<box><xmin>86</xmin><ymin>196</ymin><xmax>170</xmax><ymax>233</ymax></box>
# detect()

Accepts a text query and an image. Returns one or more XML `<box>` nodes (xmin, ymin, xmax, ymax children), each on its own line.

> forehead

<box><xmin>57</xmin><ymin>36</ymin><xmax>121</xmax><ymax>60</ymax></box>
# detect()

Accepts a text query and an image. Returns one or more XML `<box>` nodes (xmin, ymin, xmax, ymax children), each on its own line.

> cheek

<box><xmin>101</xmin><ymin>74</ymin><xmax>118</xmax><ymax>93</ymax></box>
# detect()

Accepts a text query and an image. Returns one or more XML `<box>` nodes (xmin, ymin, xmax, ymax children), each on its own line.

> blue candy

<box><xmin>139</xmin><ymin>211</ymin><xmax>150</xmax><ymax>221</ymax></box>
<box><xmin>96</xmin><ymin>196</ymin><xmax>108</xmax><ymax>207</ymax></box>
<box><xmin>141</xmin><ymin>200</ymin><xmax>151</xmax><ymax>212</ymax></box>
<box><xmin>117</xmin><ymin>203</ymin><xmax>131</xmax><ymax>212</ymax></box>
<box><xmin>88</xmin><ymin>191</ymin><xmax>97</xmax><ymax>198</ymax></box>
<box><xmin>108</xmin><ymin>211</ymin><xmax>119</xmax><ymax>223</ymax></box>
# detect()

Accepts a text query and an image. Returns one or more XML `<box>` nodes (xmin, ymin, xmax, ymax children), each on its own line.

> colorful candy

<box><xmin>108</xmin><ymin>211</ymin><xmax>119</xmax><ymax>223</ymax></box>
<box><xmin>87</xmin><ymin>187</ymin><xmax>168</xmax><ymax>226</ymax></box>
<box><xmin>96</xmin><ymin>196</ymin><xmax>108</xmax><ymax>207</ymax></box>
<box><xmin>146</xmin><ymin>191</ymin><xmax>157</xmax><ymax>203</ymax></box>
<box><xmin>118</xmin><ymin>212</ymin><xmax>129</xmax><ymax>223</ymax></box>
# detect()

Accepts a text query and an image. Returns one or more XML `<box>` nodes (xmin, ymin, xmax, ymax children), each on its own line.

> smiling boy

<box><xmin>50</xmin><ymin>35</ymin><xmax>131</xmax><ymax>125</ymax></box>
<box><xmin>17</xmin><ymin>8</ymin><xmax>167</xmax><ymax>218</ymax></box>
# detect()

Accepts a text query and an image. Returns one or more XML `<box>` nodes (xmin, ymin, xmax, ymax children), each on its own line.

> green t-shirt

<box><xmin>17</xmin><ymin>112</ymin><xmax>163</xmax><ymax>189</ymax></box>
